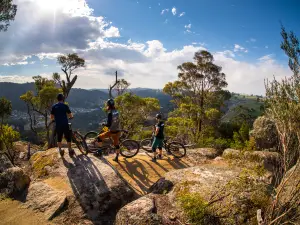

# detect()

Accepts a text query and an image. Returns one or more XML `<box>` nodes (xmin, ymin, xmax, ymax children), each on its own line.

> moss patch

<box><xmin>30</xmin><ymin>151</ymin><xmax>59</xmax><ymax>178</ymax></box>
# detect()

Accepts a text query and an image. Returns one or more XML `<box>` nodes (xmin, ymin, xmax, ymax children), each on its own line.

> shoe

<box><xmin>94</xmin><ymin>149</ymin><xmax>103</xmax><ymax>157</ymax></box>
<box><xmin>113</xmin><ymin>157</ymin><xmax>119</xmax><ymax>162</ymax></box>
<box><xmin>151</xmin><ymin>157</ymin><xmax>157</xmax><ymax>162</ymax></box>
<box><xmin>157</xmin><ymin>154</ymin><xmax>162</xmax><ymax>160</ymax></box>
<box><xmin>68</xmin><ymin>149</ymin><xmax>75</xmax><ymax>157</ymax></box>
<box><xmin>59</xmin><ymin>149</ymin><xmax>65</xmax><ymax>156</ymax></box>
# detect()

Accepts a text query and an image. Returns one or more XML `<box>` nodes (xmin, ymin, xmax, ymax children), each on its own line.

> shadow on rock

<box><xmin>62</xmin><ymin>153</ymin><xmax>134</xmax><ymax>225</ymax></box>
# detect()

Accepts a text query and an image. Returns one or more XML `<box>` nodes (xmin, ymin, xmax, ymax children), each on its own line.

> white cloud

<box><xmin>179</xmin><ymin>12</ymin><xmax>185</xmax><ymax>17</ymax></box>
<box><xmin>103</xmin><ymin>26</ymin><xmax>120</xmax><ymax>38</ymax></box>
<box><xmin>0</xmin><ymin>0</ymin><xmax>293</xmax><ymax>96</ymax></box>
<box><xmin>234</xmin><ymin>44</ymin><xmax>248</xmax><ymax>53</ymax></box>
<box><xmin>0</xmin><ymin>75</ymin><xmax>35</xmax><ymax>83</ymax></box>
<box><xmin>172</xmin><ymin>7</ymin><xmax>177</xmax><ymax>15</ymax></box>
<box><xmin>258</xmin><ymin>54</ymin><xmax>274</xmax><ymax>62</ymax></box>
<box><xmin>185</xmin><ymin>24</ymin><xmax>192</xmax><ymax>29</ymax></box>
<box><xmin>161</xmin><ymin>8</ymin><xmax>169</xmax><ymax>15</ymax></box>
<box><xmin>192</xmin><ymin>42</ymin><xmax>206</xmax><ymax>46</ymax></box>
<box><xmin>265</xmin><ymin>46</ymin><xmax>269</xmax><ymax>49</ymax></box>
<box><xmin>0</xmin><ymin>0</ymin><xmax>120</xmax><ymax>65</ymax></box>
<box><xmin>247</xmin><ymin>38</ymin><xmax>256</xmax><ymax>42</ymax></box>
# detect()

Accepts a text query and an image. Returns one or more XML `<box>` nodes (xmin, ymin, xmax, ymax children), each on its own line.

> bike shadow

<box><xmin>62</xmin><ymin>153</ymin><xmax>113</xmax><ymax>224</ymax></box>
<box><xmin>111</xmin><ymin>154</ymin><xmax>191</xmax><ymax>195</ymax></box>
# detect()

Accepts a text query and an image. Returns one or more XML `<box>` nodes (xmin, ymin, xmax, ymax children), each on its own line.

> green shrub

<box><xmin>177</xmin><ymin>191</ymin><xmax>219</xmax><ymax>225</ymax></box>
<box><xmin>230</xmin><ymin>132</ymin><xmax>244</xmax><ymax>149</ymax></box>
<box><xmin>213</xmin><ymin>138</ymin><xmax>231</xmax><ymax>151</ymax></box>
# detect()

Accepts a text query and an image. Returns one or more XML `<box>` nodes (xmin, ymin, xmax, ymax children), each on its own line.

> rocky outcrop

<box><xmin>0</xmin><ymin>154</ymin><xmax>30</xmax><ymax>197</ymax></box>
<box><xmin>25</xmin><ymin>182</ymin><xmax>67</xmax><ymax>220</ymax></box>
<box><xmin>188</xmin><ymin>148</ymin><xmax>218</xmax><ymax>159</ymax></box>
<box><xmin>148</xmin><ymin>178</ymin><xmax>173</xmax><ymax>194</ymax></box>
<box><xmin>115</xmin><ymin>194</ymin><xmax>162</xmax><ymax>225</ymax></box>
<box><xmin>223</xmin><ymin>149</ymin><xmax>281</xmax><ymax>170</ymax></box>
<box><xmin>116</xmin><ymin>162</ymin><xmax>272</xmax><ymax>225</ymax></box>
<box><xmin>27</xmin><ymin>148</ymin><xmax>135</xmax><ymax>224</ymax></box>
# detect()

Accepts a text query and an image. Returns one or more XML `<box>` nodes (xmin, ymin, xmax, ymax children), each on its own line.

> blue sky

<box><xmin>0</xmin><ymin>0</ymin><xmax>299</xmax><ymax>94</ymax></box>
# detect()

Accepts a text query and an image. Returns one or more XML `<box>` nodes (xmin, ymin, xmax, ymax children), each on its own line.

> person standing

<box><xmin>50</xmin><ymin>93</ymin><xmax>74</xmax><ymax>156</ymax></box>
<box><xmin>151</xmin><ymin>114</ymin><xmax>164</xmax><ymax>162</ymax></box>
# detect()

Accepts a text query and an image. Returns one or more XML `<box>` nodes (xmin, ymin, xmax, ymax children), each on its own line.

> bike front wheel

<box><xmin>140</xmin><ymin>138</ymin><xmax>153</xmax><ymax>153</ymax></box>
<box><xmin>167</xmin><ymin>142</ymin><xmax>186</xmax><ymax>158</ymax></box>
<box><xmin>119</xmin><ymin>139</ymin><xmax>140</xmax><ymax>158</ymax></box>
<box><xmin>84</xmin><ymin>131</ymin><xmax>99</xmax><ymax>153</ymax></box>
<box><xmin>72</xmin><ymin>132</ymin><xmax>89</xmax><ymax>155</ymax></box>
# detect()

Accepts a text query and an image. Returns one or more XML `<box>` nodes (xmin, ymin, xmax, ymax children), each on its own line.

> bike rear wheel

<box><xmin>120</xmin><ymin>139</ymin><xmax>140</xmax><ymax>158</ymax></box>
<box><xmin>140</xmin><ymin>138</ymin><xmax>153</xmax><ymax>153</ymax></box>
<box><xmin>84</xmin><ymin>131</ymin><xmax>99</xmax><ymax>153</ymax></box>
<box><xmin>167</xmin><ymin>142</ymin><xmax>186</xmax><ymax>158</ymax></box>
<box><xmin>72</xmin><ymin>132</ymin><xmax>89</xmax><ymax>155</ymax></box>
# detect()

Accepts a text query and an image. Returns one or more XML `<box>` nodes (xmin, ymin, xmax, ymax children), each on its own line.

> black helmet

<box><xmin>155</xmin><ymin>113</ymin><xmax>162</xmax><ymax>119</ymax></box>
<box><xmin>106</xmin><ymin>99</ymin><xmax>115</xmax><ymax>107</ymax></box>
<box><xmin>57</xmin><ymin>93</ymin><xmax>65</xmax><ymax>101</ymax></box>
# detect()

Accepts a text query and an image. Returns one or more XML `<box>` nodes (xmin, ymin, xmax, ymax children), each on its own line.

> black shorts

<box><xmin>56</xmin><ymin>126</ymin><xmax>71</xmax><ymax>142</ymax></box>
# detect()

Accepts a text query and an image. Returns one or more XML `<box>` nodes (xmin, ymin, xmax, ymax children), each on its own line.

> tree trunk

<box><xmin>109</xmin><ymin>71</ymin><xmax>119</xmax><ymax>98</ymax></box>
<box><xmin>198</xmin><ymin>81</ymin><xmax>205</xmax><ymax>135</ymax></box>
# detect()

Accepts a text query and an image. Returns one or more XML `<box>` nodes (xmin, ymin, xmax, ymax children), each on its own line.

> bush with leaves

<box><xmin>0</xmin><ymin>0</ymin><xmax>17</xmax><ymax>32</ymax></box>
<box><xmin>115</xmin><ymin>93</ymin><xmax>160</xmax><ymax>137</ymax></box>
<box><xmin>20</xmin><ymin>76</ymin><xmax>61</xmax><ymax>148</ymax></box>
<box><xmin>0</xmin><ymin>97</ymin><xmax>12</xmax><ymax>128</ymax></box>
<box><xmin>0</xmin><ymin>125</ymin><xmax>20</xmax><ymax>165</ymax></box>
<box><xmin>262</xmin><ymin>26</ymin><xmax>300</xmax><ymax>225</ymax></box>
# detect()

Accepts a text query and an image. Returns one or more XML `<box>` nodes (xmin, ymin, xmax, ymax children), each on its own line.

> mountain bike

<box><xmin>140</xmin><ymin>135</ymin><xmax>186</xmax><ymax>158</ymax></box>
<box><xmin>50</xmin><ymin>119</ymin><xmax>89</xmax><ymax>155</ymax></box>
<box><xmin>84</xmin><ymin>125</ymin><xmax>140</xmax><ymax>158</ymax></box>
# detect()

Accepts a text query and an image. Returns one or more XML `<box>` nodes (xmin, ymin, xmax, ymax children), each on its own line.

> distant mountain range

<box><xmin>0</xmin><ymin>82</ymin><xmax>172</xmax><ymax>112</ymax></box>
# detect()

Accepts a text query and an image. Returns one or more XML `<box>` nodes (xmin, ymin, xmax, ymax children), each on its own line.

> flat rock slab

<box><xmin>25</xmin><ymin>181</ymin><xmax>67</xmax><ymax>220</ymax></box>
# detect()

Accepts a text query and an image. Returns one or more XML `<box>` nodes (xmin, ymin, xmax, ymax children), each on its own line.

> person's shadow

<box><xmin>62</xmin><ymin>153</ymin><xmax>115</xmax><ymax>225</ymax></box>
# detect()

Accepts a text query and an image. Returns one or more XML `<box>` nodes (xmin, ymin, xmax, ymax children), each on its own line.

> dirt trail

<box><xmin>0</xmin><ymin>199</ymin><xmax>54</xmax><ymax>225</ymax></box>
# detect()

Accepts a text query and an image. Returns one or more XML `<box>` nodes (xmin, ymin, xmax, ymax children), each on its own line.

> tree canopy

<box><xmin>0</xmin><ymin>0</ymin><xmax>17</xmax><ymax>32</ymax></box>
<box><xmin>163</xmin><ymin>50</ymin><xmax>228</xmax><ymax>142</ymax></box>
<box><xmin>54</xmin><ymin>53</ymin><xmax>85</xmax><ymax>99</ymax></box>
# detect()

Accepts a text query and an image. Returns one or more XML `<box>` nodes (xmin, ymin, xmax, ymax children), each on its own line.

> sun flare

<box><xmin>36</xmin><ymin>0</ymin><xmax>69</xmax><ymax>11</ymax></box>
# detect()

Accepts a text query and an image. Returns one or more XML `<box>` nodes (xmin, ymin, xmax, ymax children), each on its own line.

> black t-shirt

<box><xmin>51</xmin><ymin>102</ymin><xmax>71</xmax><ymax>128</ymax></box>
<box><xmin>155</xmin><ymin>121</ymin><xmax>165</xmax><ymax>139</ymax></box>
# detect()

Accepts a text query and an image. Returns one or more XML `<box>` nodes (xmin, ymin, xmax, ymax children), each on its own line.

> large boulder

<box><xmin>223</xmin><ymin>149</ymin><xmax>281</xmax><ymax>169</ymax></box>
<box><xmin>251</xmin><ymin>116</ymin><xmax>278</xmax><ymax>150</ymax></box>
<box><xmin>0</xmin><ymin>154</ymin><xmax>13</xmax><ymax>172</ymax></box>
<box><xmin>0</xmin><ymin>166</ymin><xmax>30</xmax><ymax>197</ymax></box>
<box><xmin>28</xmin><ymin>148</ymin><xmax>135</xmax><ymax>224</ymax></box>
<box><xmin>25</xmin><ymin>182</ymin><xmax>67</xmax><ymax>220</ymax></box>
<box><xmin>0</xmin><ymin>153</ymin><xmax>30</xmax><ymax>197</ymax></box>
<box><xmin>269</xmin><ymin>162</ymin><xmax>300</xmax><ymax>224</ymax></box>
<box><xmin>116</xmin><ymin>163</ymin><xmax>271</xmax><ymax>225</ymax></box>
<box><xmin>148</xmin><ymin>177</ymin><xmax>173</xmax><ymax>194</ymax></box>
<box><xmin>115</xmin><ymin>194</ymin><xmax>162</xmax><ymax>225</ymax></box>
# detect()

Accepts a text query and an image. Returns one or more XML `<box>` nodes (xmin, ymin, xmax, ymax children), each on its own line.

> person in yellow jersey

<box><xmin>95</xmin><ymin>99</ymin><xmax>121</xmax><ymax>162</ymax></box>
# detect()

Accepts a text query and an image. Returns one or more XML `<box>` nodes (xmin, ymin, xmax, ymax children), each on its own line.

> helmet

<box><xmin>57</xmin><ymin>93</ymin><xmax>65</xmax><ymax>101</ymax></box>
<box><xmin>155</xmin><ymin>114</ymin><xmax>162</xmax><ymax>119</ymax></box>
<box><xmin>106</xmin><ymin>99</ymin><xmax>115</xmax><ymax>107</ymax></box>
